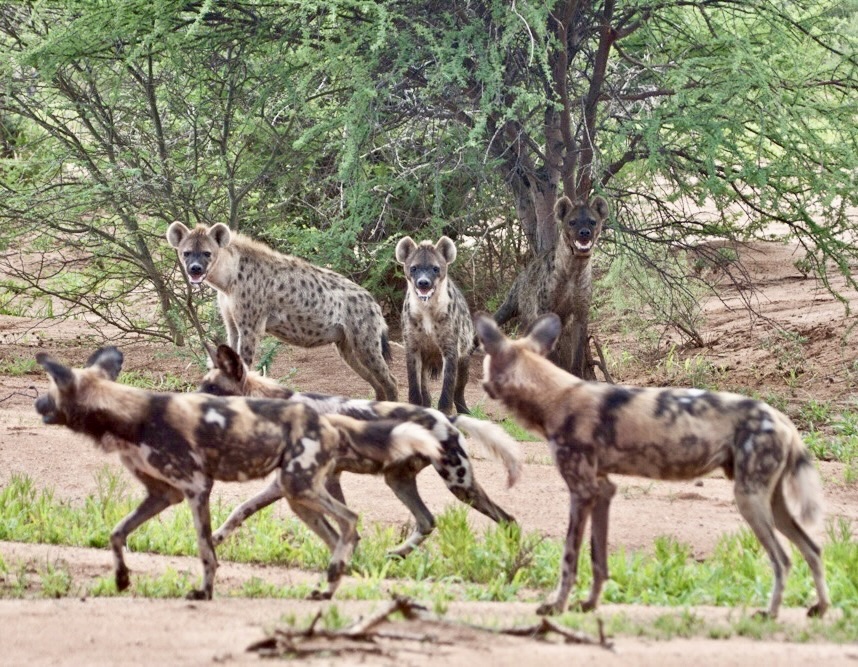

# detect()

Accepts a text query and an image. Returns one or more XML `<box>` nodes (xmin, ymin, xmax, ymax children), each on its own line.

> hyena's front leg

<box><xmin>436</xmin><ymin>345</ymin><xmax>459</xmax><ymax>415</ymax></box>
<box><xmin>185</xmin><ymin>481</ymin><xmax>217</xmax><ymax>600</ymax></box>
<box><xmin>581</xmin><ymin>477</ymin><xmax>617</xmax><ymax>612</ymax></box>
<box><xmin>405</xmin><ymin>350</ymin><xmax>428</xmax><ymax>407</ymax></box>
<box><xmin>110</xmin><ymin>473</ymin><xmax>183</xmax><ymax>592</ymax></box>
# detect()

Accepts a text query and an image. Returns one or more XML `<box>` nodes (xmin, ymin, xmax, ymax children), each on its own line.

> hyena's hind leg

<box><xmin>336</xmin><ymin>334</ymin><xmax>398</xmax><ymax>401</ymax></box>
<box><xmin>110</xmin><ymin>473</ymin><xmax>183</xmax><ymax>592</ymax></box>
<box><xmin>771</xmin><ymin>482</ymin><xmax>830</xmax><ymax>617</ymax></box>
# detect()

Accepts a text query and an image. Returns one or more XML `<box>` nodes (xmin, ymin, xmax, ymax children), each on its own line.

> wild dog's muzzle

<box><xmin>35</xmin><ymin>394</ymin><xmax>65</xmax><ymax>425</ymax></box>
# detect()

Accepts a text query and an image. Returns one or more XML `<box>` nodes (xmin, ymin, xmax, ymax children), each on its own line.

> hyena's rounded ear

<box><xmin>474</xmin><ymin>313</ymin><xmax>506</xmax><ymax>356</ymax></box>
<box><xmin>526</xmin><ymin>313</ymin><xmax>562</xmax><ymax>356</ymax></box>
<box><xmin>435</xmin><ymin>236</ymin><xmax>457</xmax><ymax>265</ymax></box>
<box><xmin>35</xmin><ymin>353</ymin><xmax>74</xmax><ymax>390</ymax></box>
<box><xmin>208</xmin><ymin>223</ymin><xmax>232</xmax><ymax>248</ymax></box>
<box><xmin>554</xmin><ymin>196</ymin><xmax>574</xmax><ymax>221</ymax></box>
<box><xmin>589</xmin><ymin>195</ymin><xmax>609</xmax><ymax>221</ymax></box>
<box><xmin>215</xmin><ymin>344</ymin><xmax>245</xmax><ymax>382</ymax></box>
<box><xmin>395</xmin><ymin>236</ymin><xmax>417</xmax><ymax>264</ymax></box>
<box><xmin>85</xmin><ymin>346</ymin><xmax>124</xmax><ymax>380</ymax></box>
<box><xmin>166</xmin><ymin>221</ymin><xmax>191</xmax><ymax>248</ymax></box>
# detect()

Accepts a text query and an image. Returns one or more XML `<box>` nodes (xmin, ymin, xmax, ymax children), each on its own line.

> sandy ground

<box><xmin>1</xmin><ymin>240</ymin><xmax>857</xmax><ymax>665</ymax></box>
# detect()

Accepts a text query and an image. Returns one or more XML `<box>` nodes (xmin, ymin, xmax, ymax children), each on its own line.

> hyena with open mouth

<box><xmin>395</xmin><ymin>235</ymin><xmax>475</xmax><ymax>415</ymax></box>
<box><xmin>475</xmin><ymin>312</ymin><xmax>829</xmax><ymax>620</ymax></box>
<box><xmin>34</xmin><ymin>347</ymin><xmax>441</xmax><ymax>600</ymax></box>
<box><xmin>199</xmin><ymin>343</ymin><xmax>521</xmax><ymax>558</ymax></box>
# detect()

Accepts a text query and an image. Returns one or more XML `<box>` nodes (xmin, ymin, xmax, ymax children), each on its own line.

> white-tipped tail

<box><xmin>390</xmin><ymin>422</ymin><xmax>444</xmax><ymax>462</ymax></box>
<box><xmin>783</xmin><ymin>423</ymin><xmax>825</xmax><ymax>529</ymax></box>
<box><xmin>453</xmin><ymin>415</ymin><xmax>523</xmax><ymax>487</ymax></box>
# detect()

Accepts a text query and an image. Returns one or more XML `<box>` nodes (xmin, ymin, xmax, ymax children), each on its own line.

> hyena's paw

<box><xmin>579</xmin><ymin>598</ymin><xmax>599</xmax><ymax>613</ymax></box>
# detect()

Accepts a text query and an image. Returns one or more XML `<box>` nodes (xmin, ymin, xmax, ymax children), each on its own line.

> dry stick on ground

<box><xmin>247</xmin><ymin>596</ymin><xmax>612</xmax><ymax>658</ymax></box>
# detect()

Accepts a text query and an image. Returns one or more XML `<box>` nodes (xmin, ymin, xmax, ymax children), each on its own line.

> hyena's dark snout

<box><xmin>35</xmin><ymin>394</ymin><xmax>64</xmax><ymax>425</ymax></box>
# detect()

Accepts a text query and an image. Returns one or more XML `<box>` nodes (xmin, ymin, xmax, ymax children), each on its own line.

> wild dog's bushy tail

<box><xmin>451</xmin><ymin>414</ymin><xmax>523</xmax><ymax>487</ymax></box>
<box><xmin>326</xmin><ymin>414</ymin><xmax>442</xmax><ymax>464</ymax></box>
<box><xmin>782</xmin><ymin>419</ymin><xmax>825</xmax><ymax>528</ymax></box>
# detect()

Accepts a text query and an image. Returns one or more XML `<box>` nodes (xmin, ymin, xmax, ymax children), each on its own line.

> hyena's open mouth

<box><xmin>416</xmin><ymin>286</ymin><xmax>435</xmax><ymax>302</ymax></box>
<box><xmin>573</xmin><ymin>240</ymin><xmax>594</xmax><ymax>254</ymax></box>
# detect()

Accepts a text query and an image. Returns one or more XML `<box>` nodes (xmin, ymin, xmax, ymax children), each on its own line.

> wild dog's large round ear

<box><xmin>435</xmin><ymin>236</ymin><xmax>457</xmax><ymax>265</ymax></box>
<box><xmin>35</xmin><ymin>353</ymin><xmax>74</xmax><ymax>390</ymax></box>
<box><xmin>215</xmin><ymin>344</ymin><xmax>245</xmax><ymax>382</ymax></box>
<box><xmin>85</xmin><ymin>346</ymin><xmax>124</xmax><ymax>380</ymax></box>
<box><xmin>166</xmin><ymin>221</ymin><xmax>190</xmax><ymax>248</ymax></box>
<box><xmin>474</xmin><ymin>313</ymin><xmax>505</xmax><ymax>356</ymax></box>
<box><xmin>394</xmin><ymin>236</ymin><xmax>417</xmax><ymax>264</ymax></box>
<box><xmin>208</xmin><ymin>223</ymin><xmax>232</xmax><ymax>248</ymax></box>
<box><xmin>527</xmin><ymin>313</ymin><xmax>562</xmax><ymax>356</ymax></box>
<box><xmin>589</xmin><ymin>195</ymin><xmax>609</xmax><ymax>221</ymax></box>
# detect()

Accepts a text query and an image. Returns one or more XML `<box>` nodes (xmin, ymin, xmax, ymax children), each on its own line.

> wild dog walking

<box><xmin>199</xmin><ymin>343</ymin><xmax>521</xmax><ymax>557</ymax></box>
<box><xmin>475</xmin><ymin>313</ymin><xmax>829</xmax><ymax>619</ymax></box>
<box><xmin>493</xmin><ymin>195</ymin><xmax>608</xmax><ymax>376</ymax></box>
<box><xmin>34</xmin><ymin>347</ymin><xmax>441</xmax><ymax>599</ymax></box>
<box><xmin>395</xmin><ymin>235</ymin><xmax>475</xmax><ymax>415</ymax></box>
<box><xmin>167</xmin><ymin>222</ymin><xmax>398</xmax><ymax>400</ymax></box>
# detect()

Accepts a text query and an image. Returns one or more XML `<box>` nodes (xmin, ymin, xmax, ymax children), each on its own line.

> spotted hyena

<box><xmin>167</xmin><ymin>222</ymin><xmax>398</xmax><ymax>400</ymax></box>
<box><xmin>35</xmin><ymin>347</ymin><xmax>441</xmax><ymax>600</ymax></box>
<box><xmin>475</xmin><ymin>312</ymin><xmax>830</xmax><ymax>620</ymax></box>
<box><xmin>199</xmin><ymin>343</ymin><xmax>521</xmax><ymax>557</ymax></box>
<box><xmin>395</xmin><ymin>235</ymin><xmax>474</xmax><ymax>415</ymax></box>
<box><xmin>493</xmin><ymin>195</ymin><xmax>608</xmax><ymax>375</ymax></box>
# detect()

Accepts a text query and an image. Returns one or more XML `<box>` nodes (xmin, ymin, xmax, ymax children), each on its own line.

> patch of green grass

<box><xmin>117</xmin><ymin>370</ymin><xmax>194</xmax><ymax>392</ymax></box>
<box><xmin>0</xmin><ymin>356</ymin><xmax>40</xmax><ymax>376</ymax></box>
<box><xmin>468</xmin><ymin>404</ymin><xmax>540</xmax><ymax>442</ymax></box>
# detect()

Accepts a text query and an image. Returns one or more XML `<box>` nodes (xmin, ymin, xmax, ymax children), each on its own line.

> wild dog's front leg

<box><xmin>186</xmin><ymin>482</ymin><xmax>217</xmax><ymax>600</ymax></box>
<box><xmin>581</xmin><ymin>477</ymin><xmax>617</xmax><ymax>612</ymax></box>
<box><xmin>110</xmin><ymin>471</ymin><xmax>183</xmax><ymax>592</ymax></box>
<box><xmin>537</xmin><ymin>491</ymin><xmax>594</xmax><ymax>615</ymax></box>
<box><xmin>213</xmin><ymin>479</ymin><xmax>283</xmax><ymax>546</ymax></box>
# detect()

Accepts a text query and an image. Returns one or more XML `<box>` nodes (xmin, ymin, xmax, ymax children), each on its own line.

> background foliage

<box><xmin>1</xmin><ymin>1</ymin><xmax>855</xmax><ymax>353</ymax></box>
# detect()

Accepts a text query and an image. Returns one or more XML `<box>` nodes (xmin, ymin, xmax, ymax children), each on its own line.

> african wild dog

<box><xmin>493</xmin><ymin>195</ymin><xmax>608</xmax><ymax>376</ymax></box>
<box><xmin>395</xmin><ymin>235</ymin><xmax>474</xmax><ymax>415</ymax></box>
<box><xmin>34</xmin><ymin>347</ymin><xmax>441</xmax><ymax>599</ymax></box>
<box><xmin>166</xmin><ymin>222</ymin><xmax>398</xmax><ymax>401</ymax></box>
<box><xmin>475</xmin><ymin>313</ymin><xmax>829</xmax><ymax>620</ymax></box>
<box><xmin>199</xmin><ymin>343</ymin><xmax>521</xmax><ymax>557</ymax></box>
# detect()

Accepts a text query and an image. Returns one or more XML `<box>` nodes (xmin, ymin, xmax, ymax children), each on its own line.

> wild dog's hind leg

<box><xmin>213</xmin><ymin>479</ymin><xmax>282</xmax><ymax>546</ymax></box>
<box><xmin>581</xmin><ymin>477</ymin><xmax>617</xmax><ymax>612</ymax></box>
<box><xmin>185</xmin><ymin>480</ymin><xmax>218</xmax><ymax>600</ymax></box>
<box><xmin>771</xmin><ymin>482</ymin><xmax>829</xmax><ymax>617</ymax></box>
<box><xmin>110</xmin><ymin>476</ymin><xmax>183</xmax><ymax>592</ymax></box>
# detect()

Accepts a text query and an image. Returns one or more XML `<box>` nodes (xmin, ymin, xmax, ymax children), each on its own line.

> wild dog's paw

<box><xmin>536</xmin><ymin>599</ymin><xmax>565</xmax><ymax>616</ymax></box>
<box><xmin>185</xmin><ymin>588</ymin><xmax>212</xmax><ymax>601</ymax></box>
<box><xmin>115</xmin><ymin>567</ymin><xmax>131</xmax><ymax>592</ymax></box>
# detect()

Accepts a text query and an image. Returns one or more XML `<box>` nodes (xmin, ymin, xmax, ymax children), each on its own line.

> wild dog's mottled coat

<box><xmin>167</xmin><ymin>222</ymin><xmax>398</xmax><ymax>400</ymax></box>
<box><xmin>395</xmin><ymin>235</ymin><xmax>474</xmax><ymax>415</ymax></box>
<box><xmin>493</xmin><ymin>196</ymin><xmax>608</xmax><ymax>374</ymax></box>
<box><xmin>34</xmin><ymin>347</ymin><xmax>440</xmax><ymax>599</ymax></box>
<box><xmin>475</xmin><ymin>313</ymin><xmax>829</xmax><ymax>619</ymax></box>
<box><xmin>199</xmin><ymin>343</ymin><xmax>521</xmax><ymax>557</ymax></box>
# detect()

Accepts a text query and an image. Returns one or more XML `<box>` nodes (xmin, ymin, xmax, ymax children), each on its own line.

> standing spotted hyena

<box><xmin>395</xmin><ymin>235</ymin><xmax>474</xmax><ymax>415</ymax></box>
<box><xmin>493</xmin><ymin>195</ymin><xmax>608</xmax><ymax>375</ymax></box>
<box><xmin>167</xmin><ymin>222</ymin><xmax>398</xmax><ymax>401</ymax></box>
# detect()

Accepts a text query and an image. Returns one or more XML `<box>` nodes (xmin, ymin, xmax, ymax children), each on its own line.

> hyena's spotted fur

<box><xmin>493</xmin><ymin>196</ymin><xmax>608</xmax><ymax>374</ymax></box>
<box><xmin>167</xmin><ymin>222</ymin><xmax>398</xmax><ymax>400</ymax></box>
<box><xmin>34</xmin><ymin>347</ymin><xmax>441</xmax><ymax>599</ymax></box>
<box><xmin>395</xmin><ymin>235</ymin><xmax>475</xmax><ymax>415</ymax></box>
<box><xmin>475</xmin><ymin>313</ymin><xmax>829</xmax><ymax>620</ymax></box>
<box><xmin>199</xmin><ymin>343</ymin><xmax>521</xmax><ymax>557</ymax></box>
